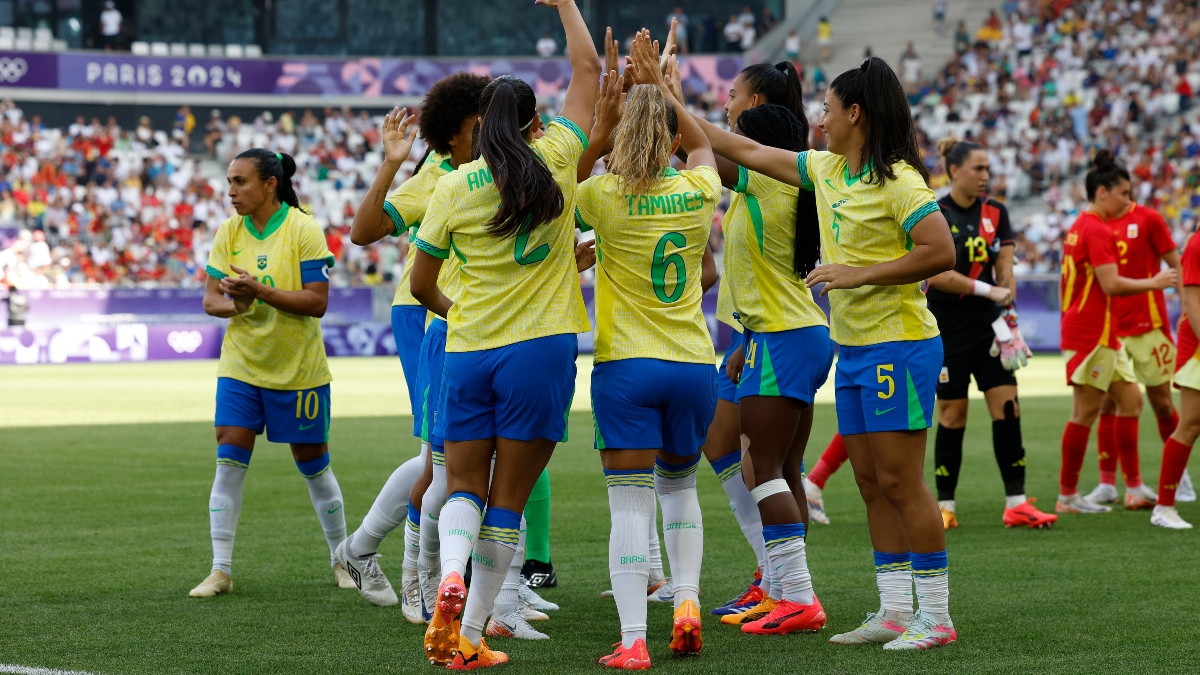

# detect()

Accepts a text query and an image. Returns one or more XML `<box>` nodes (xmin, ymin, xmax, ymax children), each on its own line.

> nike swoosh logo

<box><xmin>210</xmin><ymin>508</ymin><xmax>227</xmax><ymax>512</ymax></box>
<box><xmin>232</xmin><ymin>249</ymin><xmax>244</xmax><ymax>256</ymax></box>
<box><xmin>824</xmin><ymin>179</ymin><xmax>838</xmax><ymax>191</ymax></box>
<box><xmin>875</xmin><ymin>407</ymin><xmax>896</xmax><ymax>415</ymax></box>
<box><xmin>326</xmin><ymin>505</ymin><xmax>342</xmax><ymax>514</ymax></box>
<box><xmin>299</xmin><ymin>423</ymin><xmax>315</xmax><ymax>430</ymax></box>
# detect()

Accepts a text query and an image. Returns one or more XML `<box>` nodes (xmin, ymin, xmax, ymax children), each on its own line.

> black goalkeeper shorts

<box><xmin>936</xmin><ymin>337</ymin><xmax>1017</xmax><ymax>400</ymax></box>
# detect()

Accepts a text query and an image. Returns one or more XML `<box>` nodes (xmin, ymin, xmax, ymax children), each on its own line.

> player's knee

<box><xmin>655</xmin><ymin>454</ymin><xmax>701</xmax><ymax>495</ymax></box>
<box><xmin>938</xmin><ymin>407</ymin><xmax>967</xmax><ymax>428</ymax></box>
<box><xmin>1176</xmin><ymin>418</ymin><xmax>1200</xmax><ymax>446</ymax></box>
<box><xmin>1151</xmin><ymin>400</ymin><xmax>1175</xmax><ymax>420</ymax></box>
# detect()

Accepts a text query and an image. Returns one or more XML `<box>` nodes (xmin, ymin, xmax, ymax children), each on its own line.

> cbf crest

<box><xmin>257</xmin><ymin>255</ymin><xmax>268</xmax><ymax>270</ymax></box>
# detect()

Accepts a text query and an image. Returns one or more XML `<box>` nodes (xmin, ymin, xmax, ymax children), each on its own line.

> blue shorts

<box><xmin>834</xmin><ymin>337</ymin><xmax>941</xmax><ymax>435</ymax></box>
<box><xmin>717</xmin><ymin>330</ymin><xmax>746</xmax><ymax>403</ymax></box>
<box><xmin>215</xmin><ymin>377</ymin><xmax>330</xmax><ymax>444</ymax></box>
<box><xmin>436</xmin><ymin>333</ymin><xmax>578</xmax><ymax>443</ymax></box>
<box><xmin>391</xmin><ymin>304</ymin><xmax>428</xmax><ymax>437</ymax></box>
<box><xmin>737</xmin><ymin>326</ymin><xmax>833</xmax><ymax>406</ymax></box>
<box><xmin>417</xmin><ymin>318</ymin><xmax>448</xmax><ymax>446</ymax></box>
<box><xmin>592</xmin><ymin>358</ymin><xmax>717</xmax><ymax>456</ymax></box>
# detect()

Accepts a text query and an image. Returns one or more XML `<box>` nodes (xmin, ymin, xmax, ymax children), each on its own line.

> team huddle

<box><xmin>183</xmin><ymin>0</ymin><xmax>1193</xmax><ymax>670</ymax></box>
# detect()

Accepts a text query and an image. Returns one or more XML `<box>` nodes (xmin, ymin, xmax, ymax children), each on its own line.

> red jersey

<box><xmin>1176</xmin><ymin>234</ymin><xmax>1200</xmax><ymax>369</ymax></box>
<box><xmin>1109</xmin><ymin>204</ymin><xmax>1176</xmax><ymax>338</ymax></box>
<box><xmin>1061</xmin><ymin>212</ymin><xmax>1120</xmax><ymax>352</ymax></box>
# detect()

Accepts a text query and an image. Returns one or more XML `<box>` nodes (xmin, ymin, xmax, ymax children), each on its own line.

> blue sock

<box><xmin>295</xmin><ymin>453</ymin><xmax>330</xmax><ymax>478</ymax></box>
<box><xmin>709</xmin><ymin>450</ymin><xmax>741</xmax><ymax>483</ymax></box>
<box><xmin>217</xmin><ymin>444</ymin><xmax>252</xmax><ymax>468</ymax></box>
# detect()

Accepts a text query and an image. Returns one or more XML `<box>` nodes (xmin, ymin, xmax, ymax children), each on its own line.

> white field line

<box><xmin>0</xmin><ymin>666</ymin><xmax>102</xmax><ymax>675</ymax></box>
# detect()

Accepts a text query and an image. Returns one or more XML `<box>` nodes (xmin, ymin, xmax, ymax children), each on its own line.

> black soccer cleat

<box><xmin>520</xmin><ymin>559</ymin><xmax>557</xmax><ymax>588</ymax></box>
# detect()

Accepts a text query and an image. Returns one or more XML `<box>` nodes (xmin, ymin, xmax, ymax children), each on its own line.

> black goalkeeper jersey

<box><xmin>926</xmin><ymin>195</ymin><xmax>1015</xmax><ymax>355</ymax></box>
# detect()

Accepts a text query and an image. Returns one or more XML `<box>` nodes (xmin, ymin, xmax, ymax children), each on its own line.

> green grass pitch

<box><xmin>1</xmin><ymin>358</ymin><xmax>1198</xmax><ymax>674</ymax></box>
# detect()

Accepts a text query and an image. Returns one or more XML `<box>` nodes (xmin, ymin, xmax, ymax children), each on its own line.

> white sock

<box><xmin>461</xmin><ymin>506</ymin><xmax>521</xmax><ymax>646</ymax></box>
<box><xmin>209</xmin><ymin>452</ymin><xmax>248</xmax><ymax>576</ymax></box>
<box><xmin>938</xmin><ymin>499</ymin><xmax>956</xmax><ymax>513</ymax></box>
<box><xmin>711</xmin><ymin>451</ymin><xmax>766</xmax><ymax>571</ymax></box>
<box><xmin>1005</xmin><ymin>494</ymin><xmax>1027</xmax><ymax>509</ymax></box>
<box><xmin>493</xmin><ymin>516</ymin><xmax>527</xmax><ymax>616</ymax></box>
<box><xmin>912</xmin><ymin>551</ymin><xmax>951</xmax><ymax>623</ymax></box>
<box><xmin>655</xmin><ymin>457</ymin><xmax>703</xmax><ymax>608</ymax></box>
<box><xmin>606</xmin><ymin>470</ymin><xmax>654</xmax><ymax>649</ymax></box>
<box><xmin>403</xmin><ymin>503</ymin><xmax>421</xmax><ymax>570</ymax></box>
<box><xmin>648</xmin><ymin>505</ymin><xmax>665</xmax><ymax>584</ymax></box>
<box><xmin>438</xmin><ymin>492</ymin><xmax>484</xmax><ymax>580</ymax></box>
<box><xmin>418</xmin><ymin>450</ymin><xmax>447</xmax><ymax>574</ymax></box>
<box><xmin>302</xmin><ymin>465</ymin><xmax>346</xmax><ymax>563</ymax></box>
<box><xmin>763</xmin><ymin>532</ymin><xmax>782</xmax><ymax>600</ymax></box>
<box><xmin>874</xmin><ymin>552</ymin><xmax>914</xmax><ymax>617</ymax></box>
<box><xmin>348</xmin><ymin>451</ymin><xmax>426</xmax><ymax>559</ymax></box>
<box><xmin>761</xmin><ymin>518</ymin><xmax>813</xmax><ymax>604</ymax></box>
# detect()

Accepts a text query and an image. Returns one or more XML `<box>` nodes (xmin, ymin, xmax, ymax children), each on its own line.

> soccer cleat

<box><xmin>741</xmin><ymin>596</ymin><xmax>827</xmax><ymax>635</ymax></box>
<box><xmin>521</xmin><ymin>559</ymin><xmax>557</xmax><ymax>588</ymax></box>
<box><xmin>598</xmin><ymin>639</ymin><xmax>651</xmax><ymax>670</ymax></box>
<box><xmin>333</xmin><ymin>539</ymin><xmax>398</xmax><ymax>607</ymax></box>
<box><xmin>487</xmin><ymin>609</ymin><xmax>550</xmax><ymax>640</ymax></box>
<box><xmin>804</xmin><ymin>478</ymin><xmax>830</xmax><ymax>525</ymax></box>
<box><xmin>446</xmin><ymin>635</ymin><xmax>508</xmax><ymax>670</ymax></box>
<box><xmin>519</xmin><ymin>603</ymin><xmax>550</xmax><ymax>621</ymax></box>
<box><xmin>189</xmin><ymin>569</ymin><xmax>232</xmax><ymax>597</ymax></box>
<box><xmin>518</xmin><ymin>581</ymin><xmax>559</xmax><ymax>612</ymax></box>
<box><xmin>418</xmin><ymin>567</ymin><xmax>438</xmax><ymax>622</ymax></box>
<box><xmin>1002</xmin><ymin>498</ymin><xmax>1058</xmax><ymax>529</ymax></box>
<box><xmin>1178</xmin><ymin>470</ymin><xmax>1197</xmax><ymax>502</ymax></box>
<box><xmin>670</xmin><ymin>599</ymin><xmax>703</xmax><ymax>655</ymax></box>
<box><xmin>648</xmin><ymin>578</ymin><xmax>674</xmax><ymax>603</ymax></box>
<box><xmin>829</xmin><ymin>612</ymin><xmax>908</xmax><ymax>645</ymax></box>
<box><xmin>1124</xmin><ymin>484</ymin><xmax>1158</xmax><ymax>511</ymax></box>
<box><xmin>940</xmin><ymin>507</ymin><xmax>958</xmax><ymax>529</ymax></box>
<box><xmin>1084</xmin><ymin>483</ymin><xmax>1119</xmax><ymax>505</ymax></box>
<box><xmin>333</xmin><ymin>563</ymin><xmax>357</xmax><ymax>589</ymax></box>
<box><xmin>400</xmin><ymin>566</ymin><xmax>425</xmax><ymax>625</ymax></box>
<box><xmin>1150</xmin><ymin>505</ymin><xmax>1194</xmax><ymax>529</ymax></box>
<box><xmin>712</xmin><ymin>571</ymin><xmax>764</xmax><ymax>616</ymax></box>
<box><xmin>882</xmin><ymin>610</ymin><xmax>957</xmax><ymax>650</ymax></box>
<box><xmin>1056</xmin><ymin>493</ymin><xmax>1112</xmax><ymax>514</ymax></box>
<box><xmin>720</xmin><ymin>597</ymin><xmax>778</xmax><ymax>625</ymax></box>
<box><xmin>423</xmin><ymin>571</ymin><xmax>467</xmax><ymax>666</ymax></box>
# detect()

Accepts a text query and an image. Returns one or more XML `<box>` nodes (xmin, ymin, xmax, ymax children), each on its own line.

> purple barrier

<box><xmin>0</xmin><ymin>324</ymin><xmax>222</xmax><ymax>364</ymax></box>
<box><xmin>0</xmin><ymin>51</ymin><xmax>742</xmax><ymax>101</ymax></box>
<box><xmin>18</xmin><ymin>287</ymin><xmax>373</xmax><ymax>326</ymax></box>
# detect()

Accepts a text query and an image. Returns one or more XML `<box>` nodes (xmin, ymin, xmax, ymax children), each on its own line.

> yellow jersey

<box><xmin>386</xmin><ymin>152</ymin><xmax>454</xmax><ymax>307</ymax></box>
<box><xmin>575</xmin><ymin>166</ymin><xmax>719</xmax><ymax>364</ymax></box>
<box><xmin>725</xmin><ymin>165</ymin><xmax>829</xmax><ymax>333</ymax></box>
<box><xmin>797</xmin><ymin>150</ymin><xmax>941</xmax><ymax>346</ymax></box>
<box><xmin>715</xmin><ymin>264</ymin><xmax>740</xmax><ymax>332</ymax></box>
<box><xmin>414</xmin><ymin>117</ymin><xmax>591</xmax><ymax>352</ymax></box>
<box><xmin>205</xmin><ymin>205</ymin><xmax>334</xmax><ymax>390</ymax></box>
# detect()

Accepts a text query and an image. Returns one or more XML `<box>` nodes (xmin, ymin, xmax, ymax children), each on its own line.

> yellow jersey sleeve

<box><xmin>723</xmin><ymin>166</ymin><xmax>828</xmax><ymax>333</ymax></box>
<box><xmin>205</xmin><ymin>220</ymin><xmax>232</xmax><ymax>280</ymax></box>
<box><xmin>413</xmin><ymin>117</ymin><xmax>591</xmax><ymax>352</ymax></box>
<box><xmin>888</xmin><ymin>162</ymin><xmax>942</xmax><ymax>233</ymax></box>
<box><xmin>584</xmin><ymin>166</ymin><xmax>717</xmax><ymax>364</ymax></box>
<box><xmin>387</xmin><ymin>153</ymin><xmax>453</xmax><ymax>307</ymax></box>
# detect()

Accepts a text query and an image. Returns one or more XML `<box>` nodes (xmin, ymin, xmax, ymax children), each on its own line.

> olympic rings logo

<box><xmin>0</xmin><ymin>57</ymin><xmax>29</xmax><ymax>83</ymax></box>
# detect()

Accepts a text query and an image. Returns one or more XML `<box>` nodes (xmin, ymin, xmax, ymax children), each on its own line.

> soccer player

<box><xmin>1154</xmin><ymin>226</ymin><xmax>1200</xmax><ymax>529</ymax></box>
<box><xmin>190</xmin><ymin>149</ymin><xmax>351</xmax><ymax>597</ymax></box>
<box><xmin>1057</xmin><ymin>151</ymin><xmax>1176</xmax><ymax>515</ymax></box>
<box><xmin>924</xmin><ymin>137</ymin><xmax>1056</xmax><ymax>530</ymax></box>
<box><xmin>409</xmin><ymin>0</ymin><xmax>599</xmax><ymax>667</ymax></box>
<box><xmin>338</xmin><ymin>72</ymin><xmax>489</xmax><ymax>622</ymax></box>
<box><xmin>576</xmin><ymin>57</ymin><xmax>720</xmax><ymax>665</ymax></box>
<box><xmin>804</xmin><ymin>434</ymin><xmax>846</xmax><ymax>524</ymax></box>
<box><xmin>1083</xmin><ymin>199</ymin><xmax>1182</xmax><ymax>510</ymax></box>
<box><xmin>695</xmin><ymin>57</ymin><xmax>961</xmax><ymax>650</ymax></box>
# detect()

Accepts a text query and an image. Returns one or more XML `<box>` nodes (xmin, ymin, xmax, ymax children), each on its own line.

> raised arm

<box><xmin>687</xmin><ymin>105</ymin><xmax>799</xmax><ymax>186</ymax></box>
<box><xmin>664</xmin><ymin>55</ymin><xmax>739</xmax><ymax>186</ymax></box>
<box><xmin>807</xmin><ymin>211</ymin><xmax>956</xmax><ymax>294</ymax></box>
<box><xmin>350</xmin><ymin>108</ymin><xmax>417</xmax><ymax>246</ymax></box>
<box><xmin>628</xmin><ymin>30</ymin><xmax>714</xmax><ymax>169</ymax></box>
<box><xmin>577</xmin><ymin>70</ymin><xmax>625</xmax><ymax>183</ymax></box>
<box><xmin>541</xmin><ymin>0</ymin><xmax>601</xmax><ymax>130</ymax></box>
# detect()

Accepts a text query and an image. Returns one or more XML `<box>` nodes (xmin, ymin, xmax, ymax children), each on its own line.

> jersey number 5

<box><xmin>652</xmin><ymin>232</ymin><xmax>687</xmax><ymax>303</ymax></box>
<box><xmin>876</xmin><ymin>364</ymin><xmax>894</xmax><ymax>399</ymax></box>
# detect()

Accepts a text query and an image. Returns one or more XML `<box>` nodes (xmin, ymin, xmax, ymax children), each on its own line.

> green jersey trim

<box><xmin>382</xmin><ymin>201</ymin><xmax>406</xmax><ymax>237</ymax></box>
<box><xmin>574</xmin><ymin>206</ymin><xmax>594</xmax><ymax>232</ymax></box>
<box><xmin>205</xmin><ymin>265</ymin><xmax>228</xmax><ymax>280</ymax></box>
<box><xmin>734</xmin><ymin>165</ymin><xmax>749</xmax><ymax>193</ymax></box>
<box><xmin>413</xmin><ymin>235</ymin><xmax>450</xmax><ymax>260</ymax></box>
<box><xmin>243</xmin><ymin>204</ymin><xmax>288</xmax><ymax>240</ymax></box>
<box><xmin>901</xmin><ymin>201</ymin><xmax>940</xmax><ymax>233</ymax></box>
<box><xmin>796</xmin><ymin>151</ymin><xmax>814</xmax><ymax>191</ymax></box>
<box><xmin>553</xmin><ymin>116</ymin><xmax>589</xmax><ymax>151</ymax></box>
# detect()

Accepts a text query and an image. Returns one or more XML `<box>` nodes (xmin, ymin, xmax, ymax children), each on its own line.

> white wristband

<box><xmin>972</xmin><ymin>280</ymin><xmax>994</xmax><ymax>297</ymax></box>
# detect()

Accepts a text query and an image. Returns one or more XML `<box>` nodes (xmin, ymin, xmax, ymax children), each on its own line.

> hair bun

<box><xmin>1092</xmin><ymin>149</ymin><xmax>1116</xmax><ymax>169</ymax></box>
<box><xmin>774</xmin><ymin>61</ymin><xmax>790</xmax><ymax>72</ymax></box>
<box><xmin>278</xmin><ymin>152</ymin><xmax>297</xmax><ymax>178</ymax></box>
<box><xmin>936</xmin><ymin>136</ymin><xmax>960</xmax><ymax>159</ymax></box>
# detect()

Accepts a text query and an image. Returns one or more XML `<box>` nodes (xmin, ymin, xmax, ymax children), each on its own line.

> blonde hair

<box><xmin>607</xmin><ymin>85</ymin><xmax>679</xmax><ymax>196</ymax></box>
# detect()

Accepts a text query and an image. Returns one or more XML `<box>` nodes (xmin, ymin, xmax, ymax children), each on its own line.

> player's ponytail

<box><xmin>829</xmin><ymin>56</ymin><xmax>928</xmax><ymax>187</ymax></box>
<box><xmin>938</xmin><ymin>135</ymin><xmax>983</xmax><ymax>181</ymax></box>
<box><xmin>737</xmin><ymin>103</ymin><xmax>820</xmax><ymax>277</ymax></box>
<box><xmin>1084</xmin><ymin>149</ymin><xmax>1130</xmax><ymax>201</ymax></box>
<box><xmin>608</xmin><ymin>84</ymin><xmax>678</xmax><ymax>197</ymax></box>
<box><xmin>477</xmin><ymin>75</ymin><xmax>564</xmax><ymax>238</ymax></box>
<box><xmin>236</xmin><ymin>148</ymin><xmax>310</xmax><ymax>214</ymax></box>
<box><xmin>738</xmin><ymin>61</ymin><xmax>806</xmax><ymax>121</ymax></box>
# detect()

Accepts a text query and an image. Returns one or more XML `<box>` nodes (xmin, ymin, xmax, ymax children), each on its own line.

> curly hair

<box><xmin>418</xmin><ymin>72</ymin><xmax>491</xmax><ymax>155</ymax></box>
<box><xmin>607</xmin><ymin>85</ymin><xmax>679</xmax><ymax>197</ymax></box>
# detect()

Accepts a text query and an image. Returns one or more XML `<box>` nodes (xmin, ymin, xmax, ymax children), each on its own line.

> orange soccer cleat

<box><xmin>1002</xmin><ymin>498</ymin><xmax>1058</xmax><ymax>529</ymax></box>
<box><xmin>423</xmin><ymin>571</ymin><xmax>467</xmax><ymax>666</ymax></box>
<box><xmin>670</xmin><ymin>599</ymin><xmax>702</xmax><ymax>655</ymax></box>
<box><xmin>598</xmin><ymin>638</ymin><xmax>651</xmax><ymax>670</ymax></box>
<box><xmin>446</xmin><ymin>635</ymin><xmax>508</xmax><ymax>670</ymax></box>
<box><xmin>741</xmin><ymin>595</ymin><xmax>827</xmax><ymax>635</ymax></box>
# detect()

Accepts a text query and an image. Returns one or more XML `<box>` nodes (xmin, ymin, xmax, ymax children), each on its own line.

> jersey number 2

<box><xmin>651</xmin><ymin>232</ymin><xmax>687</xmax><ymax>303</ymax></box>
<box><xmin>514</xmin><ymin>231</ymin><xmax>549</xmax><ymax>265</ymax></box>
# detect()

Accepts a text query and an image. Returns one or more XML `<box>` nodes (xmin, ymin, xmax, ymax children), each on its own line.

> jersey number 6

<box><xmin>652</xmin><ymin>232</ymin><xmax>687</xmax><ymax>303</ymax></box>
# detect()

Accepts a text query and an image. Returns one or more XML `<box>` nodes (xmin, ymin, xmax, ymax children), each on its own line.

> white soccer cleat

<box><xmin>1151</xmin><ymin>505</ymin><xmax>1194</xmax><ymax>529</ymax></box>
<box><xmin>1056</xmin><ymin>493</ymin><xmax>1113</xmax><ymax>514</ymax></box>
<box><xmin>333</xmin><ymin>539</ymin><xmax>398</xmax><ymax>607</ymax></box>
<box><xmin>1124</xmin><ymin>484</ymin><xmax>1158</xmax><ymax>510</ymax></box>
<box><xmin>519</xmin><ymin>602</ymin><xmax>550</xmax><ymax>622</ymax></box>
<box><xmin>648</xmin><ymin>578</ymin><xmax>674</xmax><ymax>603</ymax></box>
<box><xmin>829</xmin><ymin>612</ymin><xmax>908</xmax><ymax>645</ymax></box>
<box><xmin>189</xmin><ymin>569</ymin><xmax>232</xmax><ymax>597</ymax></box>
<box><xmin>1083</xmin><ymin>483</ymin><xmax>1119</xmax><ymax>505</ymax></box>
<box><xmin>333</xmin><ymin>563</ymin><xmax>357</xmax><ymax>589</ymax></box>
<box><xmin>487</xmin><ymin>609</ymin><xmax>550</xmax><ymax>640</ymax></box>
<box><xmin>804</xmin><ymin>478</ymin><xmax>830</xmax><ymax>525</ymax></box>
<box><xmin>401</xmin><ymin>566</ymin><xmax>426</xmax><ymax>624</ymax></box>
<box><xmin>418</xmin><ymin>567</ymin><xmax>439</xmax><ymax>622</ymax></box>
<box><xmin>1178</xmin><ymin>470</ymin><xmax>1197</xmax><ymax>502</ymax></box>
<box><xmin>518</xmin><ymin>581</ymin><xmax>559</xmax><ymax>612</ymax></box>
<box><xmin>882</xmin><ymin>610</ymin><xmax>957</xmax><ymax>651</ymax></box>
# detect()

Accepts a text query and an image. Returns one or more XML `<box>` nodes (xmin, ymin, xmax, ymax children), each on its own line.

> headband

<box><xmin>519</xmin><ymin>116</ymin><xmax>537</xmax><ymax>132</ymax></box>
<box><xmin>275</xmin><ymin>152</ymin><xmax>283</xmax><ymax>161</ymax></box>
